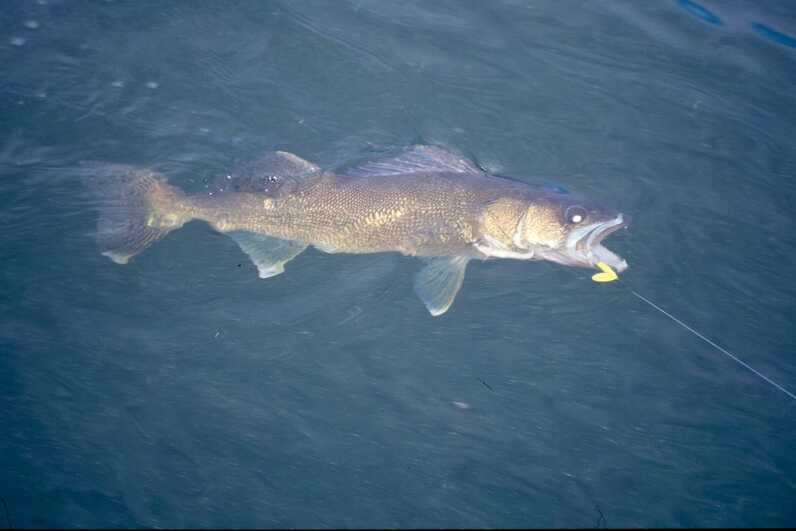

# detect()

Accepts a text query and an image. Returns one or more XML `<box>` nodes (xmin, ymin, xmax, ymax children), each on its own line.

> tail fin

<box><xmin>80</xmin><ymin>162</ymin><xmax>188</xmax><ymax>264</ymax></box>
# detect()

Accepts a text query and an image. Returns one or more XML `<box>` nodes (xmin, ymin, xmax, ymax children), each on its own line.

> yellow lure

<box><xmin>592</xmin><ymin>261</ymin><xmax>618</xmax><ymax>282</ymax></box>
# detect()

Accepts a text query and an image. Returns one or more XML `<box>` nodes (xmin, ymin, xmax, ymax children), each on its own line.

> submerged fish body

<box><xmin>82</xmin><ymin>145</ymin><xmax>628</xmax><ymax>315</ymax></box>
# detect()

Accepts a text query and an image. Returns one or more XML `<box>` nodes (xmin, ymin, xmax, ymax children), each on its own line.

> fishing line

<box><xmin>628</xmin><ymin>288</ymin><xmax>796</xmax><ymax>401</ymax></box>
<box><xmin>1</xmin><ymin>495</ymin><xmax>12</xmax><ymax>530</ymax></box>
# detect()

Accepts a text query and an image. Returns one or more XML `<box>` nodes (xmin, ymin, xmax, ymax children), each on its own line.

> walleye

<box><xmin>82</xmin><ymin>145</ymin><xmax>629</xmax><ymax>316</ymax></box>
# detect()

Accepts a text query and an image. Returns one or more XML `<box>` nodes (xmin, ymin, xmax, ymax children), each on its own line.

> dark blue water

<box><xmin>2</xmin><ymin>0</ymin><xmax>795</xmax><ymax>527</ymax></box>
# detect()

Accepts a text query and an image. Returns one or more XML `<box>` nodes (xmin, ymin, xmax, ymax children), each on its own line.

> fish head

<box><xmin>517</xmin><ymin>193</ymin><xmax>629</xmax><ymax>273</ymax></box>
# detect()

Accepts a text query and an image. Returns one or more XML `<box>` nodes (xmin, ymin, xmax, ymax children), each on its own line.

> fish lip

<box><xmin>588</xmin><ymin>215</ymin><xmax>627</xmax><ymax>246</ymax></box>
<box><xmin>567</xmin><ymin>214</ymin><xmax>629</xmax><ymax>272</ymax></box>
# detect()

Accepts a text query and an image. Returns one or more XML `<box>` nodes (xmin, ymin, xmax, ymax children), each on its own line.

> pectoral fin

<box><xmin>228</xmin><ymin>231</ymin><xmax>307</xmax><ymax>279</ymax></box>
<box><xmin>414</xmin><ymin>256</ymin><xmax>469</xmax><ymax>316</ymax></box>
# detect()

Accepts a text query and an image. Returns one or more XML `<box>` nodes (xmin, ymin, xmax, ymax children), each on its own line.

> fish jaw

<box><xmin>572</xmin><ymin>214</ymin><xmax>628</xmax><ymax>272</ymax></box>
<box><xmin>536</xmin><ymin>214</ymin><xmax>629</xmax><ymax>272</ymax></box>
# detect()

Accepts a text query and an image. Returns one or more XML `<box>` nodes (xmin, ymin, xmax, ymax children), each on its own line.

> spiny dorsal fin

<box><xmin>414</xmin><ymin>256</ymin><xmax>470</xmax><ymax>316</ymax></box>
<box><xmin>212</xmin><ymin>151</ymin><xmax>321</xmax><ymax>196</ymax></box>
<box><xmin>345</xmin><ymin>145</ymin><xmax>484</xmax><ymax>178</ymax></box>
<box><xmin>228</xmin><ymin>231</ymin><xmax>307</xmax><ymax>279</ymax></box>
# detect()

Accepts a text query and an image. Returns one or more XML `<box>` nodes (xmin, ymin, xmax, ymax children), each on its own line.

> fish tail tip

<box><xmin>82</xmin><ymin>163</ymin><xmax>183</xmax><ymax>264</ymax></box>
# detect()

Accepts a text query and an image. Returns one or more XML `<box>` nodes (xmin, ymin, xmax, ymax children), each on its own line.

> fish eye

<box><xmin>565</xmin><ymin>205</ymin><xmax>587</xmax><ymax>224</ymax></box>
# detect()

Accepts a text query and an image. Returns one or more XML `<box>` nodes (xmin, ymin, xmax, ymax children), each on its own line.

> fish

<box><xmin>81</xmin><ymin>145</ymin><xmax>629</xmax><ymax>316</ymax></box>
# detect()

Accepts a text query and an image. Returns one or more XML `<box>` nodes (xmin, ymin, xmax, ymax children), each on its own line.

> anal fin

<box><xmin>228</xmin><ymin>231</ymin><xmax>307</xmax><ymax>279</ymax></box>
<box><xmin>414</xmin><ymin>256</ymin><xmax>469</xmax><ymax>316</ymax></box>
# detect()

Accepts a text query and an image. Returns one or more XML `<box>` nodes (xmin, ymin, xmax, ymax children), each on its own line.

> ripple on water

<box><xmin>677</xmin><ymin>0</ymin><xmax>722</xmax><ymax>26</ymax></box>
<box><xmin>1</xmin><ymin>1</ymin><xmax>795</xmax><ymax>527</ymax></box>
<box><xmin>751</xmin><ymin>22</ymin><xmax>796</xmax><ymax>49</ymax></box>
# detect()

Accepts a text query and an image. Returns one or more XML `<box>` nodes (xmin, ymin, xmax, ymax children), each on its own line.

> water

<box><xmin>1</xmin><ymin>0</ymin><xmax>795</xmax><ymax>527</ymax></box>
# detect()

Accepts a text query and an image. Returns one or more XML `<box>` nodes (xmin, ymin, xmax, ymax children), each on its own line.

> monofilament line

<box><xmin>630</xmin><ymin>290</ymin><xmax>796</xmax><ymax>401</ymax></box>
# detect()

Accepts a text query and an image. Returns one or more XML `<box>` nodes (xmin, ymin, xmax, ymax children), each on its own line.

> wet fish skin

<box><xmin>82</xmin><ymin>146</ymin><xmax>628</xmax><ymax>315</ymax></box>
<box><xmin>188</xmin><ymin>171</ymin><xmax>536</xmax><ymax>257</ymax></box>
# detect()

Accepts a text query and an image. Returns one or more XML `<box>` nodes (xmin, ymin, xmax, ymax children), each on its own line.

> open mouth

<box><xmin>567</xmin><ymin>214</ymin><xmax>629</xmax><ymax>272</ymax></box>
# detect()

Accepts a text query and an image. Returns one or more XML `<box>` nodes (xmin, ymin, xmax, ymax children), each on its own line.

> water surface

<box><xmin>1</xmin><ymin>0</ymin><xmax>795</xmax><ymax>527</ymax></box>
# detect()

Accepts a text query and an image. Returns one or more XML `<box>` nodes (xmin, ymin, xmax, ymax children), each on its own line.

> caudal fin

<box><xmin>80</xmin><ymin>162</ymin><xmax>187</xmax><ymax>264</ymax></box>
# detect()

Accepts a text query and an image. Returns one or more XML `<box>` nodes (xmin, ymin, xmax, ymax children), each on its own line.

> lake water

<box><xmin>1</xmin><ymin>0</ymin><xmax>795</xmax><ymax>527</ymax></box>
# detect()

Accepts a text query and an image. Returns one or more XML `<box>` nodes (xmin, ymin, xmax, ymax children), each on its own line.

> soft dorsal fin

<box><xmin>211</xmin><ymin>151</ymin><xmax>321</xmax><ymax>196</ymax></box>
<box><xmin>228</xmin><ymin>231</ymin><xmax>307</xmax><ymax>279</ymax></box>
<box><xmin>345</xmin><ymin>145</ymin><xmax>484</xmax><ymax>177</ymax></box>
<box><xmin>414</xmin><ymin>256</ymin><xmax>470</xmax><ymax>316</ymax></box>
<box><xmin>258</xmin><ymin>151</ymin><xmax>320</xmax><ymax>178</ymax></box>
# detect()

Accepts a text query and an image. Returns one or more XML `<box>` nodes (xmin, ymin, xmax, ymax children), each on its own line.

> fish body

<box><xmin>83</xmin><ymin>146</ymin><xmax>628</xmax><ymax>315</ymax></box>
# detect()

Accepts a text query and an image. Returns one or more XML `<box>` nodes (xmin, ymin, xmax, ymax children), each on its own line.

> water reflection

<box><xmin>677</xmin><ymin>0</ymin><xmax>722</xmax><ymax>26</ymax></box>
<box><xmin>751</xmin><ymin>22</ymin><xmax>796</xmax><ymax>49</ymax></box>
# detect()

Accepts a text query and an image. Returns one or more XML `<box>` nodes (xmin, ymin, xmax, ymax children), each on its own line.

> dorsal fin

<box><xmin>258</xmin><ymin>151</ymin><xmax>320</xmax><ymax>178</ymax></box>
<box><xmin>211</xmin><ymin>151</ymin><xmax>321</xmax><ymax>196</ymax></box>
<box><xmin>345</xmin><ymin>145</ymin><xmax>484</xmax><ymax>177</ymax></box>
